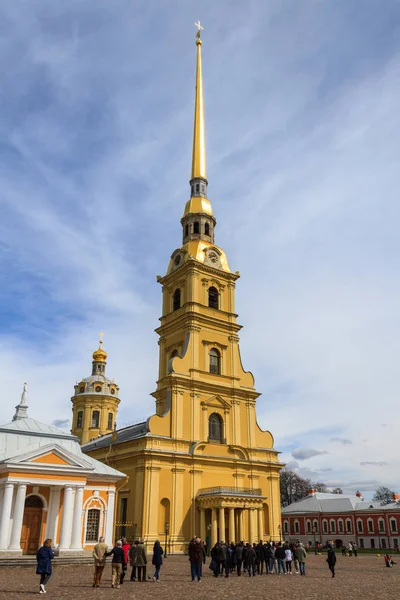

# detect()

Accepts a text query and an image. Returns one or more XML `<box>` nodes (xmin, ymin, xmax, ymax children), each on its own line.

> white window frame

<box><xmin>330</xmin><ymin>519</ymin><xmax>336</xmax><ymax>533</ymax></box>
<box><xmin>357</xmin><ymin>518</ymin><xmax>363</xmax><ymax>533</ymax></box>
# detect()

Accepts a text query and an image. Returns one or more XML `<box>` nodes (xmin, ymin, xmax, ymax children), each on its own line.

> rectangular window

<box><xmin>77</xmin><ymin>411</ymin><xmax>83</xmax><ymax>429</ymax></box>
<box><xmin>346</xmin><ymin>520</ymin><xmax>352</xmax><ymax>532</ymax></box>
<box><xmin>323</xmin><ymin>521</ymin><xmax>328</xmax><ymax>533</ymax></box>
<box><xmin>359</xmin><ymin>538</ymin><xmax>364</xmax><ymax>548</ymax></box>
<box><xmin>394</xmin><ymin>539</ymin><xmax>398</xmax><ymax>548</ymax></box>
<box><xmin>381</xmin><ymin>539</ymin><xmax>386</xmax><ymax>548</ymax></box>
<box><xmin>338</xmin><ymin>521</ymin><xmax>343</xmax><ymax>532</ymax></box>
<box><xmin>107</xmin><ymin>412</ymin><xmax>113</xmax><ymax>430</ymax></box>
<box><xmin>86</xmin><ymin>509</ymin><xmax>100</xmax><ymax>542</ymax></box>
<box><xmin>368</xmin><ymin>521</ymin><xmax>374</xmax><ymax>533</ymax></box>
<box><xmin>370</xmin><ymin>539</ymin><xmax>375</xmax><ymax>549</ymax></box>
<box><xmin>307</xmin><ymin>522</ymin><xmax>311</xmax><ymax>533</ymax></box>
<box><xmin>357</xmin><ymin>521</ymin><xmax>363</xmax><ymax>532</ymax></box>
<box><xmin>391</xmin><ymin>520</ymin><xmax>397</xmax><ymax>533</ymax></box>
<box><xmin>91</xmin><ymin>410</ymin><xmax>100</xmax><ymax>428</ymax></box>
<box><xmin>379</xmin><ymin>521</ymin><xmax>385</xmax><ymax>532</ymax></box>
<box><xmin>295</xmin><ymin>522</ymin><xmax>299</xmax><ymax>533</ymax></box>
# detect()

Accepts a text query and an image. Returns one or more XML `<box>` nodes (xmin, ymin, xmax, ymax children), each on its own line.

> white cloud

<box><xmin>292</xmin><ymin>448</ymin><xmax>329</xmax><ymax>460</ymax></box>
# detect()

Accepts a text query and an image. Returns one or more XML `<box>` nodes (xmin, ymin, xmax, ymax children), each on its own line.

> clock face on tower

<box><xmin>208</xmin><ymin>251</ymin><xmax>218</xmax><ymax>264</ymax></box>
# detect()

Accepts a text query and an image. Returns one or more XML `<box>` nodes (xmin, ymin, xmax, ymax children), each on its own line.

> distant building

<box><xmin>0</xmin><ymin>385</ymin><xmax>125</xmax><ymax>556</ymax></box>
<box><xmin>281</xmin><ymin>489</ymin><xmax>400</xmax><ymax>550</ymax></box>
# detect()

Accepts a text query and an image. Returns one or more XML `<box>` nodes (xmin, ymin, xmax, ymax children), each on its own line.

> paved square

<box><xmin>0</xmin><ymin>554</ymin><xmax>398</xmax><ymax>600</ymax></box>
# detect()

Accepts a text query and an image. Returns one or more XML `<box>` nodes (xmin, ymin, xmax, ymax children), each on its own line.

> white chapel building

<box><xmin>0</xmin><ymin>385</ymin><xmax>125</xmax><ymax>555</ymax></box>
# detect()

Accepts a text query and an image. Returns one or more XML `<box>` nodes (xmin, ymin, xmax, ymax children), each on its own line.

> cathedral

<box><xmin>74</xmin><ymin>28</ymin><xmax>283</xmax><ymax>553</ymax></box>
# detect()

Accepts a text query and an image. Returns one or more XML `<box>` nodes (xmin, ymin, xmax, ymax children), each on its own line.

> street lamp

<box><xmin>164</xmin><ymin>522</ymin><xmax>169</xmax><ymax>558</ymax></box>
<box><xmin>313</xmin><ymin>526</ymin><xmax>318</xmax><ymax>555</ymax></box>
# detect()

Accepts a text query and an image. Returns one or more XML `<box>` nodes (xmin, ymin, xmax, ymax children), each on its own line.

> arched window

<box><xmin>283</xmin><ymin>521</ymin><xmax>289</xmax><ymax>534</ymax></box>
<box><xmin>91</xmin><ymin>411</ymin><xmax>100</xmax><ymax>428</ymax></box>
<box><xmin>306</xmin><ymin>520</ymin><xmax>311</xmax><ymax>533</ymax></box>
<box><xmin>107</xmin><ymin>413</ymin><xmax>113</xmax><ymax>430</ymax></box>
<box><xmin>173</xmin><ymin>288</ymin><xmax>181</xmax><ymax>311</ymax></box>
<box><xmin>185</xmin><ymin>224</ymin><xmax>189</xmax><ymax>237</ymax></box>
<box><xmin>77</xmin><ymin>411</ymin><xmax>83</xmax><ymax>429</ymax></box>
<box><xmin>338</xmin><ymin>519</ymin><xmax>343</xmax><ymax>533</ymax></box>
<box><xmin>323</xmin><ymin>519</ymin><xmax>328</xmax><ymax>533</ymax></box>
<box><xmin>208</xmin><ymin>286</ymin><xmax>219</xmax><ymax>309</ymax></box>
<box><xmin>368</xmin><ymin>519</ymin><xmax>374</xmax><ymax>533</ymax></box>
<box><xmin>86</xmin><ymin>508</ymin><xmax>100</xmax><ymax>542</ymax></box>
<box><xmin>209</xmin><ymin>348</ymin><xmax>221</xmax><ymax>374</ymax></box>
<box><xmin>208</xmin><ymin>413</ymin><xmax>223</xmax><ymax>443</ymax></box>
<box><xmin>205</xmin><ymin>222</ymin><xmax>210</xmax><ymax>236</ymax></box>
<box><xmin>313</xmin><ymin>520</ymin><xmax>318</xmax><ymax>532</ymax></box>
<box><xmin>378</xmin><ymin>519</ymin><xmax>385</xmax><ymax>532</ymax></box>
<box><xmin>294</xmin><ymin>520</ymin><xmax>300</xmax><ymax>534</ymax></box>
<box><xmin>330</xmin><ymin>519</ymin><xmax>336</xmax><ymax>533</ymax></box>
<box><xmin>357</xmin><ymin>519</ymin><xmax>363</xmax><ymax>533</ymax></box>
<box><xmin>193</xmin><ymin>221</ymin><xmax>200</xmax><ymax>234</ymax></box>
<box><xmin>346</xmin><ymin>519</ymin><xmax>352</xmax><ymax>532</ymax></box>
<box><xmin>391</xmin><ymin>519</ymin><xmax>397</xmax><ymax>533</ymax></box>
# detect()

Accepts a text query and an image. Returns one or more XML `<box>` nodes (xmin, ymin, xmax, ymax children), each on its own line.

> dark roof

<box><xmin>81</xmin><ymin>421</ymin><xmax>148</xmax><ymax>451</ymax></box>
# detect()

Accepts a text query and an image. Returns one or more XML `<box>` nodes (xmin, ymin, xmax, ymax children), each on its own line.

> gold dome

<box><xmin>92</xmin><ymin>335</ymin><xmax>107</xmax><ymax>363</ymax></box>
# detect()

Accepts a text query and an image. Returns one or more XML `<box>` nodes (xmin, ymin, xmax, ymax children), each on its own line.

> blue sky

<box><xmin>1</xmin><ymin>0</ymin><xmax>399</xmax><ymax>497</ymax></box>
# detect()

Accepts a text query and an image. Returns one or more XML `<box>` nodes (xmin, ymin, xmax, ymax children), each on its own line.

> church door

<box><xmin>20</xmin><ymin>496</ymin><xmax>43</xmax><ymax>555</ymax></box>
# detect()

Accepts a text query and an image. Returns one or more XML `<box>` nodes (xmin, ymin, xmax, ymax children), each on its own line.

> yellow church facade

<box><xmin>78</xmin><ymin>28</ymin><xmax>283</xmax><ymax>553</ymax></box>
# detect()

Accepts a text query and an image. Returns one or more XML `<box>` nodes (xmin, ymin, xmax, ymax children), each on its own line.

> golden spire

<box><xmin>191</xmin><ymin>21</ymin><xmax>206</xmax><ymax>181</ymax></box>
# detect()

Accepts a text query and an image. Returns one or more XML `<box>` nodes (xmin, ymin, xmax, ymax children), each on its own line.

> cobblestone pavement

<box><xmin>0</xmin><ymin>554</ymin><xmax>399</xmax><ymax>600</ymax></box>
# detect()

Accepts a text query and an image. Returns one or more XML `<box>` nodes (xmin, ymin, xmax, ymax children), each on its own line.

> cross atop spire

<box><xmin>194</xmin><ymin>20</ymin><xmax>203</xmax><ymax>38</ymax></box>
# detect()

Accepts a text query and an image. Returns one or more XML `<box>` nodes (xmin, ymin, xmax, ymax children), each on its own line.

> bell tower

<box><xmin>71</xmin><ymin>335</ymin><xmax>120</xmax><ymax>444</ymax></box>
<box><xmin>149</xmin><ymin>25</ymin><xmax>270</xmax><ymax>453</ymax></box>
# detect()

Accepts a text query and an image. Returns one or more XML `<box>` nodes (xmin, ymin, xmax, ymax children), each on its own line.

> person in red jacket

<box><xmin>120</xmin><ymin>537</ymin><xmax>131</xmax><ymax>584</ymax></box>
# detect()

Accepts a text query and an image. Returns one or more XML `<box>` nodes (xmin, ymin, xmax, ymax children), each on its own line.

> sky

<box><xmin>0</xmin><ymin>0</ymin><xmax>399</xmax><ymax>499</ymax></box>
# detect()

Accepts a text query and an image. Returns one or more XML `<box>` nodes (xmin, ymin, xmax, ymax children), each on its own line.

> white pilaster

<box><xmin>104</xmin><ymin>489</ymin><xmax>116</xmax><ymax>547</ymax></box>
<box><xmin>0</xmin><ymin>483</ymin><xmax>14</xmax><ymax>550</ymax></box>
<box><xmin>58</xmin><ymin>486</ymin><xmax>74</xmax><ymax>550</ymax></box>
<box><xmin>70</xmin><ymin>487</ymin><xmax>84</xmax><ymax>550</ymax></box>
<box><xmin>45</xmin><ymin>487</ymin><xmax>62</xmax><ymax>544</ymax></box>
<box><xmin>8</xmin><ymin>484</ymin><xmax>27</xmax><ymax>551</ymax></box>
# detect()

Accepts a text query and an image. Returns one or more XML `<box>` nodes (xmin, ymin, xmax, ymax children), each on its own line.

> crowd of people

<box><xmin>35</xmin><ymin>533</ymin><xmax>396</xmax><ymax>592</ymax></box>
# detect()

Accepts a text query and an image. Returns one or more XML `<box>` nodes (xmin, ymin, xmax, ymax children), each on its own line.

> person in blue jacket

<box><xmin>36</xmin><ymin>539</ymin><xmax>55</xmax><ymax>594</ymax></box>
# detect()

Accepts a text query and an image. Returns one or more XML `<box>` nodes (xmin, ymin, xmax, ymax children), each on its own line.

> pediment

<box><xmin>201</xmin><ymin>395</ymin><xmax>231</xmax><ymax>410</ymax></box>
<box><xmin>6</xmin><ymin>443</ymin><xmax>94</xmax><ymax>470</ymax></box>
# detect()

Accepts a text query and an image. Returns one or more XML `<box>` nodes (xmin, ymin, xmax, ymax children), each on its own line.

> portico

<box><xmin>197</xmin><ymin>487</ymin><xmax>267</xmax><ymax>546</ymax></box>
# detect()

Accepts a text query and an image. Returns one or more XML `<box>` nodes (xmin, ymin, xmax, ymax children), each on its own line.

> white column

<box><xmin>248</xmin><ymin>509</ymin><xmax>255</xmax><ymax>544</ymax></box>
<box><xmin>219</xmin><ymin>507</ymin><xmax>225</xmax><ymax>542</ymax></box>
<box><xmin>45</xmin><ymin>488</ymin><xmax>62</xmax><ymax>544</ymax></box>
<box><xmin>104</xmin><ymin>489</ymin><xmax>116</xmax><ymax>547</ymax></box>
<box><xmin>199</xmin><ymin>508</ymin><xmax>206</xmax><ymax>542</ymax></box>
<box><xmin>257</xmin><ymin>508</ymin><xmax>264</xmax><ymax>541</ymax></box>
<box><xmin>70</xmin><ymin>487</ymin><xmax>84</xmax><ymax>550</ymax></box>
<box><xmin>211</xmin><ymin>507</ymin><xmax>218</xmax><ymax>547</ymax></box>
<box><xmin>229</xmin><ymin>508</ymin><xmax>235</xmax><ymax>543</ymax></box>
<box><xmin>58</xmin><ymin>486</ymin><xmax>74</xmax><ymax>550</ymax></box>
<box><xmin>0</xmin><ymin>483</ymin><xmax>14</xmax><ymax>549</ymax></box>
<box><xmin>8</xmin><ymin>484</ymin><xmax>27</xmax><ymax>551</ymax></box>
